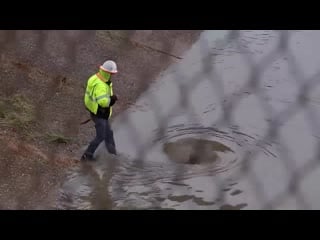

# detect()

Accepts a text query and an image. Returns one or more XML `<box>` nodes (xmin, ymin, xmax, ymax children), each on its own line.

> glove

<box><xmin>109</xmin><ymin>95</ymin><xmax>118</xmax><ymax>106</ymax></box>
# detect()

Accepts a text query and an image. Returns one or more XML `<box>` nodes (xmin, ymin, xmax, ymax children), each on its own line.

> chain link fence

<box><xmin>0</xmin><ymin>30</ymin><xmax>319</xmax><ymax>209</ymax></box>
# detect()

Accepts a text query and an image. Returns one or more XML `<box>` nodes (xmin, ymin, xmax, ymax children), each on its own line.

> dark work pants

<box><xmin>84</xmin><ymin>114</ymin><xmax>117</xmax><ymax>158</ymax></box>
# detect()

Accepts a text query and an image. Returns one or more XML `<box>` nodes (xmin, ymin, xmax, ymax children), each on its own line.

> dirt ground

<box><xmin>0</xmin><ymin>30</ymin><xmax>202</xmax><ymax>209</ymax></box>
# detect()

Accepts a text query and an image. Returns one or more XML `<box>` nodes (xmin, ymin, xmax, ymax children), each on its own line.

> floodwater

<box><xmin>56</xmin><ymin>30</ymin><xmax>320</xmax><ymax>210</ymax></box>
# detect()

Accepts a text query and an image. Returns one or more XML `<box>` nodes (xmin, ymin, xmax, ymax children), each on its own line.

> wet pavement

<box><xmin>55</xmin><ymin>30</ymin><xmax>320</xmax><ymax>210</ymax></box>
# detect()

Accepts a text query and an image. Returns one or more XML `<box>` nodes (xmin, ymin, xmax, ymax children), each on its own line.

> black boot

<box><xmin>106</xmin><ymin>144</ymin><xmax>117</xmax><ymax>155</ymax></box>
<box><xmin>80</xmin><ymin>153</ymin><xmax>95</xmax><ymax>161</ymax></box>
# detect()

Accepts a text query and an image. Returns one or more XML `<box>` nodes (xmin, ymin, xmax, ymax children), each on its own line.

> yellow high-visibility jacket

<box><xmin>84</xmin><ymin>72</ymin><xmax>113</xmax><ymax>118</ymax></box>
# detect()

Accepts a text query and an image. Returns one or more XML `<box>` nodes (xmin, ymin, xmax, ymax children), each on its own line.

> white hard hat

<box><xmin>100</xmin><ymin>60</ymin><xmax>118</xmax><ymax>74</ymax></box>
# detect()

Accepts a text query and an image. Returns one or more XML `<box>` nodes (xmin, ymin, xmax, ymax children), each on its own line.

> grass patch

<box><xmin>0</xmin><ymin>94</ymin><xmax>35</xmax><ymax>131</ymax></box>
<box><xmin>45</xmin><ymin>132</ymin><xmax>72</xmax><ymax>144</ymax></box>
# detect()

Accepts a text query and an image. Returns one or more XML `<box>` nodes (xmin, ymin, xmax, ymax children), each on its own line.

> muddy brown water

<box><xmin>55</xmin><ymin>31</ymin><xmax>320</xmax><ymax>210</ymax></box>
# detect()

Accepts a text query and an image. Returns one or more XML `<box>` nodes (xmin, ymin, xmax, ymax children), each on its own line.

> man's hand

<box><xmin>110</xmin><ymin>95</ymin><xmax>118</xmax><ymax>106</ymax></box>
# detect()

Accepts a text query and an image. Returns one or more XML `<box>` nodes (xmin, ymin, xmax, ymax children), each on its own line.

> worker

<box><xmin>81</xmin><ymin>60</ymin><xmax>118</xmax><ymax>161</ymax></box>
